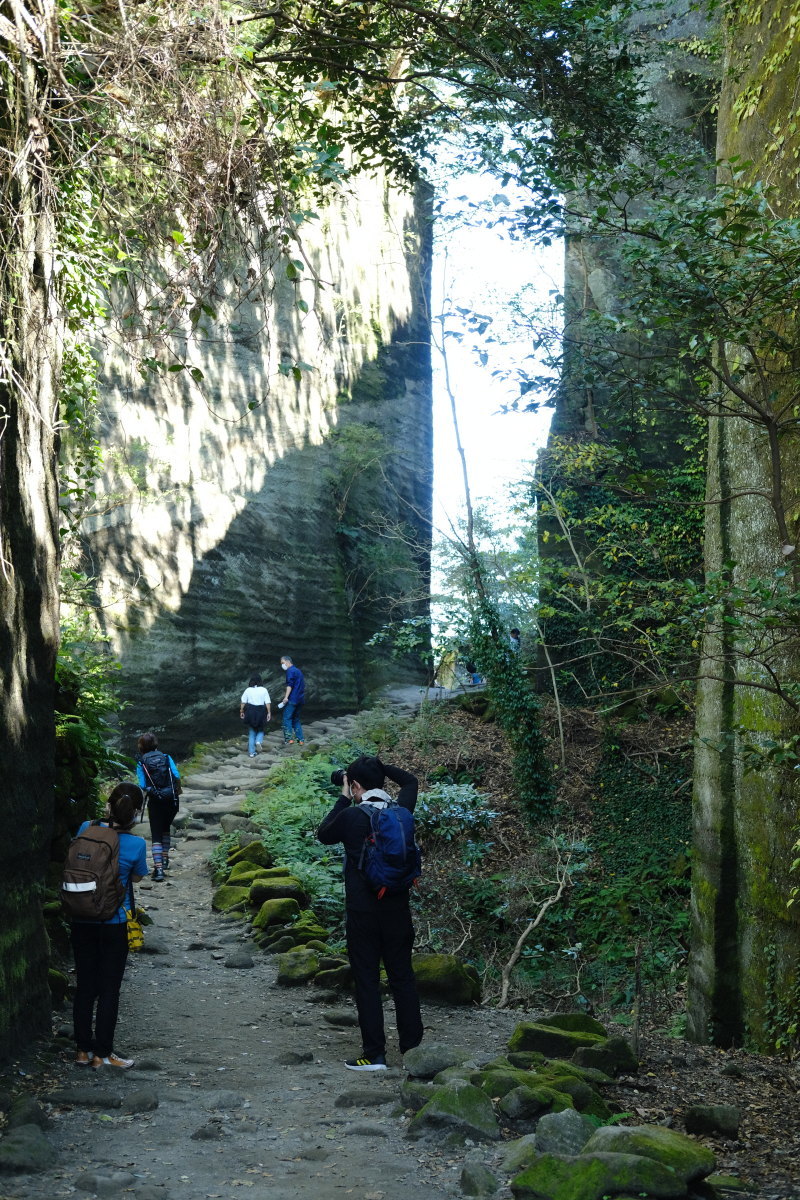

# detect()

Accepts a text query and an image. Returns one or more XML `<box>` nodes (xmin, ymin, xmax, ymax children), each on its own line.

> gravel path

<box><xmin>1</xmin><ymin>709</ymin><xmax>526</xmax><ymax>1200</ymax></box>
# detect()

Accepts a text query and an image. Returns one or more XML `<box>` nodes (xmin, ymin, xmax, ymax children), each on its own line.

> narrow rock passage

<box><xmin>4</xmin><ymin>703</ymin><xmax>525</xmax><ymax>1200</ymax></box>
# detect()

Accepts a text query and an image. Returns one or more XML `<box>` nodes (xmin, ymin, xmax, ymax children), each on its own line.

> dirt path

<box><xmin>2</xmin><ymin>708</ymin><xmax>526</xmax><ymax>1200</ymax></box>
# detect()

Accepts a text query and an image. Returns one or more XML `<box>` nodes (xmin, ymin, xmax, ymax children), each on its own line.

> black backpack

<box><xmin>61</xmin><ymin>822</ymin><xmax>125</xmax><ymax>921</ymax></box>
<box><xmin>140</xmin><ymin>750</ymin><xmax>178</xmax><ymax>803</ymax></box>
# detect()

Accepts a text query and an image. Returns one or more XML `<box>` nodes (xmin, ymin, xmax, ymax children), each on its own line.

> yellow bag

<box><xmin>125</xmin><ymin>908</ymin><xmax>145</xmax><ymax>951</ymax></box>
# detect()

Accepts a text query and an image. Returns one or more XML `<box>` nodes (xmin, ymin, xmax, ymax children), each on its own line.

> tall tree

<box><xmin>0</xmin><ymin>0</ymin><xmax>62</xmax><ymax>1054</ymax></box>
<box><xmin>688</xmin><ymin>0</ymin><xmax>800</xmax><ymax>1051</ymax></box>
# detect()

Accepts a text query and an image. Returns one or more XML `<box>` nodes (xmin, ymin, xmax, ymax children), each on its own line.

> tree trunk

<box><xmin>0</xmin><ymin>0</ymin><xmax>61</xmax><ymax>1057</ymax></box>
<box><xmin>688</xmin><ymin>1</ymin><xmax>800</xmax><ymax>1050</ymax></box>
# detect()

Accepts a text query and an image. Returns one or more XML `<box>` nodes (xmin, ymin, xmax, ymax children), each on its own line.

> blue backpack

<box><xmin>358</xmin><ymin>801</ymin><xmax>422</xmax><ymax>899</ymax></box>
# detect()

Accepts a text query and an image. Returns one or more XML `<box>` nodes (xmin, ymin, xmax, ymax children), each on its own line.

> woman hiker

<box><xmin>240</xmin><ymin>673</ymin><xmax>272</xmax><ymax>757</ymax></box>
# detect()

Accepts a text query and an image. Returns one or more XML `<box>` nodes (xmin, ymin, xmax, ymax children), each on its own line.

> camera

<box><xmin>330</xmin><ymin>768</ymin><xmax>346</xmax><ymax>788</ymax></box>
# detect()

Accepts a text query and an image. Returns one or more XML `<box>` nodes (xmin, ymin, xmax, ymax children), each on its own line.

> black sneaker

<box><xmin>162</xmin><ymin>854</ymin><xmax>170</xmax><ymax>870</ymax></box>
<box><xmin>344</xmin><ymin>1056</ymin><xmax>387</xmax><ymax>1072</ymax></box>
<box><xmin>152</xmin><ymin>867</ymin><xmax>165</xmax><ymax>882</ymax></box>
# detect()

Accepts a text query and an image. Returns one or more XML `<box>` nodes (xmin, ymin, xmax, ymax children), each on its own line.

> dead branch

<box><xmin>497</xmin><ymin>842</ymin><xmax>572</xmax><ymax>1009</ymax></box>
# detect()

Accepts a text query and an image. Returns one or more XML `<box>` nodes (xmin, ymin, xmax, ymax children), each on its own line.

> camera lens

<box><xmin>330</xmin><ymin>769</ymin><xmax>345</xmax><ymax>787</ymax></box>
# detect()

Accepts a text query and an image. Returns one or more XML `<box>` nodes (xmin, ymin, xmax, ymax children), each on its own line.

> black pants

<box><xmin>71</xmin><ymin>921</ymin><xmax>129</xmax><ymax>1058</ymax></box>
<box><xmin>346</xmin><ymin>904</ymin><xmax>423</xmax><ymax>1060</ymax></box>
<box><xmin>148</xmin><ymin>795</ymin><xmax>177</xmax><ymax>845</ymax></box>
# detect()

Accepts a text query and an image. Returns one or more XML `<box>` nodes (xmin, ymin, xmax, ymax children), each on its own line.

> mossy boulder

<box><xmin>302</xmin><ymin>939</ymin><xmax>330</xmax><ymax>953</ymax></box>
<box><xmin>407</xmin><ymin>1083</ymin><xmax>500</xmax><ymax>1143</ymax></box>
<box><xmin>507</xmin><ymin>1051</ymin><xmax>546</xmax><ymax>1071</ymax></box>
<box><xmin>292</xmin><ymin>910</ymin><xmax>329</xmax><ymax>940</ymax></box>
<box><xmin>404</xmin><ymin>1043</ymin><xmax>475</xmax><ymax>1078</ymax></box>
<box><xmin>266</xmin><ymin>935</ymin><xmax>296</xmax><ymax>954</ymax></box>
<box><xmin>684</xmin><ymin>1103</ymin><xmax>741</xmax><ymax>1139</ymax></box>
<box><xmin>583</xmin><ymin>1124</ymin><xmax>716</xmax><ymax>1184</ymax></box>
<box><xmin>411</xmin><ymin>953</ymin><xmax>480</xmax><ymax>1005</ymax></box>
<box><xmin>252</xmin><ymin>897</ymin><xmax>301</xmax><ymax>930</ymax></box>
<box><xmin>572</xmin><ymin>1035</ymin><xmax>638</xmax><ymax>1076</ymax></box>
<box><xmin>275</xmin><ymin>947</ymin><xmax>320</xmax><ymax>985</ymax></box>
<box><xmin>249</xmin><ymin>877</ymin><xmax>308</xmax><ymax>906</ymax></box>
<box><xmin>543</xmin><ymin>1059</ymin><xmax>612</xmax><ymax>1085</ymax></box>
<box><xmin>400</xmin><ymin>1078</ymin><xmax>441</xmax><ymax>1112</ymax></box>
<box><xmin>539</xmin><ymin>1013</ymin><xmax>608</xmax><ymax>1037</ymax></box>
<box><xmin>471</xmin><ymin>1068</ymin><xmax>537</xmax><ymax>1099</ymax></box>
<box><xmin>313</xmin><ymin>965</ymin><xmax>353</xmax><ymax>989</ymax></box>
<box><xmin>499</xmin><ymin>1084</ymin><xmax>571</xmax><ymax>1121</ymax></box>
<box><xmin>212</xmin><ymin>884</ymin><xmax>251</xmax><ymax>912</ymax></box>
<box><xmin>543</xmin><ymin>1075</ymin><xmax>609</xmax><ymax>1118</ymax></box>
<box><xmin>227</xmin><ymin>861</ymin><xmax>275</xmax><ymax>884</ymax></box>
<box><xmin>510</xmin><ymin>1151</ymin><xmax>690</xmax><ymax>1200</ymax></box>
<box><xmin>0</xmin><ymin>1125</ymin><xmax>57</xmax><ymax>1172</ymax></box>
<box><xmin>227</xmin><ymin>842</ymin><xmax>273</xmax><ymax>869</ymax></box>
<box><xmin>508</xmin><ymin>1021</ymin><xmax>605</xmax><ymax>1060</ymax></box>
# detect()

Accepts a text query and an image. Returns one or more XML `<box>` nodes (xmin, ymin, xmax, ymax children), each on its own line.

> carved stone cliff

<box><xmin>84</xmin><ymin>176</ymin><xmax>433</xmax><ymax>750</ymax></box>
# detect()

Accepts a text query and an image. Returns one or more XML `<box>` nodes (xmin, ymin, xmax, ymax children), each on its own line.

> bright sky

<box><xmin>431</xmin><ymin>171</ymin><xmax>562</xmax><ymax>538</ymax></box>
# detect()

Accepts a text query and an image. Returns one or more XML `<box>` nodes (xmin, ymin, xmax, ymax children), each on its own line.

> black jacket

<box><xmin>316</xmin><ymin>764</ymin><xmax>418</xmax><ymax>912</ymax></box>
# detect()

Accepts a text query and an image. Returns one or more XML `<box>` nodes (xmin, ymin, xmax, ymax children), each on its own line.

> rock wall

<box><xmin>84</xmin><ymin>176</ymin><xmax>433</xmax><ymax>752</ymax></box>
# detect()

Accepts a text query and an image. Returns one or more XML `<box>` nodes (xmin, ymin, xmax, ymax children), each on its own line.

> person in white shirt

<box><xmin>239</xmin><ymin>674</ymin><xmax>272</xmax><ymax>757</ymax></box>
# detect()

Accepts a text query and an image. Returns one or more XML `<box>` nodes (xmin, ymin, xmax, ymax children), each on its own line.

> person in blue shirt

<box><xmin>277</xmin><ymin>655</ymin><xmax>305</xmax><ymax>745</ymax></box>
<box><xmin>136</xmin><ymin>731</ymin><xmax>181</xmax><ymax>881</ymax></box>
<box><xmin>71</xmin><ymin>783</ymin><xmax>148</xmax><ymax>1070</ymax></box>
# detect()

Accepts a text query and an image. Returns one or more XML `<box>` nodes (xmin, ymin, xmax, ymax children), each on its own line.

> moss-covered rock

<box><xmin>412</xmin><ymin>954</ymin><xmax>481</xmax><ymax>1005</ymax></box>
<box><xmin>539</xmin><ymin>1013</ymin><xmax>608</xmax><ymax>1037</ymax></box>
<box><xmin>313</xmin><ymin>965</ymin><xmax>353</xmax><ymax>989</ymax></box>
<box><xmin>433</xmin><ymin>1065</ymin><xmax>476</xmax><ymax>1085</ymax></box>
<box><xmin>227</xmin><ymin>862</ymin><xmax>275</xmax><ymax>884</ymax></box>
<box><xmin>510</xmin><ymin>1151</ymin><xmax>690</xmax><ymax>1200</ymax></box>
<box><xmin>508</xmin><ymin>1022</ymin><xmax>605</xmax><ymax>1059</ymax></box>
<box><xmin>266</xmin><ymin>935</ymin><xmax>296</xmax><ymax>954</ymax></box>
<box><xmin>684</xmin><ymin>1103</ymin><xmax>741</xmax><ymax>1139</ymax></box>
<box><xmin>404</xmin><ymin>1043</ymin><xmax>475</xmax><ymax>1078</ymax></box>
<box><xmin>301</xmin><ymin>939</ymin><xmax>330</xmax><ymax>953</ymax></box>
<box><xmin>407</xmin><ymin>1083</ymin><xmax>500</xmax><ymax>1143</ymax></box>
<box><xmin>227</xmin><ymin>842</ymin><xmax>273</xmax><ymax>869</ymax></box>
<box><xmin>292</xmin><ymin>910</ymin><xmax>329</xmax><ymax>940</ymax></box>
<box><xmin>400</xmin><ymin>1078</ymin><xmax>441</xmax><ymax>1112</ymax></box>
<box><xmin>543</xmin><ymin>1059</ymin><xmax>612</xmax><ymax>1085</ymax></box>
<box><xmin>543</xmin><ymin>1075</ymin><xmax>609</xmax><ymax>1118</ymax></box>
<box><xmin>499</xmin><ymin>1084</ymin><xmax>569</xmax><ymax>1121</ymax></box>
<box><xmin>500</xmin><ymin>1133</ymin><xmax>540</xmax><ymax>1174</ymax></box>
<box><xmin>0</xmin><ymin>1125</ymin><xmax>57</xmax><ymax>1172</ymax></box>
<box><xmin>275</xmin><ymin>947</ymin><xmax>320</xmax><ymax>985</ymax></box>
<box><xmin>572</xmin><ymin>1035</ymin><xmax>638</xmax><ymax>1076</ymax></box>
<box><xmin>252</xmin><ymin>897</ymin><xmax>301</xmax><ymax>930</ymax></box>
<box><xmin>582</xmin><ymin>1124</ymin><xmax>716</xmax><ymax>1184</ymax></box>
<box><xmin>507</xmin><ymin>1051</ymin><xmax>546</xmax><ymax>1071</ymax></box>
<box><xmin>471</xmin><ymin>1068</ymin><xmax>536</xmax><ymax>1099</ymax></box>
<box><xmin>249</xmin><ymin>877</ymin><xmax>308</xmax><ymax>906</ymax></box>
<box><xmin>47</xmin><ymin>968</ymin><xmax>69</xmax><ymax>1004</ymax></box>
<box><xmin>211</xmin><ymin>884</ymin><xmax>251</xmax><ymax>912</ymax></box>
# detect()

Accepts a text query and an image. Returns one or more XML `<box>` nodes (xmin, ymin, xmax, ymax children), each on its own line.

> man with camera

<box><xmin>317</xmin><ymin>756</ymin><xmax>424</xmax><ymax>1071</ymax></box>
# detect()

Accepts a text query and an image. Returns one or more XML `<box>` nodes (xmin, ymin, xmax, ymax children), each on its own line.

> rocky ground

<box><xmin>1</xmin><ymin>700</ymin><xmax>799</xmax><ymax>1200</ymax></box>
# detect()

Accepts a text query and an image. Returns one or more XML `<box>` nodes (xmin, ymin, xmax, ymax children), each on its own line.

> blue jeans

<box><xmin>248</xmin><ymin>726</ymin><xmax>266</xmax><ymax>755</ymax></box>
<box><xmin>282</xmin><ymin>702</ymin><xmax>304</xmax><ymax>742</ymax></box>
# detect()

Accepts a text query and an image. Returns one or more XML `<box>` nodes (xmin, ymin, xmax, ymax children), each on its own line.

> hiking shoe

<box><xmin>162</xmin><ymin>854</ymin><xmax>170</xmax><ymax>870</ymax></box>
<box><xmin>152</xmin><ymin>867</ymin><xmax>165</xmax><ymax>882</ymax></box>
<box><xmin>296</xmin><ymin>740</ymin><xmax>305</xmax><ymax>745</ymax></box>
<box><xmin>344</xmin><ymin>1056</ymin><xmax>387</xmax><ymax>1072</ymax></box>
<box><xmin>92</xmin><ymin>1053</ymin><xmax>134</xmax><ymax>1070</ymax></box>
<box><xmin>284</xmin><ymin>739</ymin><xmax>296</xmax><ymax>745</ymax></box>
<box><xmin>75</xmin><ymin>1049</ymin><xmax>92</xmax><ymax>1067</ymax></box>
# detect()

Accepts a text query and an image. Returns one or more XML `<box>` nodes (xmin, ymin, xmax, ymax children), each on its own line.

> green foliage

<box><xmin>468</xmin><ymin>592</ymin><xmax>553</xmax><ymax>820</ymax></box>
<box><xmin>415</xmin><ymin>782</ymin><xmax>497</xmax><ymax>847</ymax></box>
<box><xmin>520</xmin><ymin>738</ymin><xmax>692</xmax><ymax>1006</ymax></box>
<box><xmin>241</xmin><ymin>756</ymin><xmax>345</xmax><ymax>923</ymax></box>
<box><xmin>55</xmin><ymin>598</ymin><xmax>127</xmax><ymax>837</ymax></box>
<box><xmin>762</xmin><ymin>944</ymin><xmax>800</xmax><ymax>1060</ymax></box>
